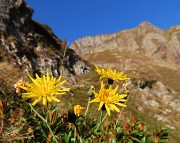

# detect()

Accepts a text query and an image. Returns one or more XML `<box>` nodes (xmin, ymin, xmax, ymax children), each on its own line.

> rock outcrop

<box><xmin>70</xmin><ymin>22</ymin><xmax>180</xmax><ymax>70</ymax></box>
<box><xmin>0</xmin><ymin>0</ymin><xmax>33</xmax><ymax>41</ymax></box>
<box><xmin>0</xmin><ymin>0</ymin><xmax>90</xmax><ymax>77</ymax></box>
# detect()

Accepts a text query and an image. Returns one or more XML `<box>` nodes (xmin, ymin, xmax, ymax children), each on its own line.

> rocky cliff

<box><xmin>0</xmin><ymin>0</ymin><xmax>90</xmax><ymax>77</ymax></box>
<box><xmin>70</xmin><ymin>22</ymin><xmax>180</xmax><ymax>70</ymax></box>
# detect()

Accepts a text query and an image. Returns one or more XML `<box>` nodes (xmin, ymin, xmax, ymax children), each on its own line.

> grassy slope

<box><xmin>0</xmin><ymin>51</ymin><xmax>180</xmax><ymax>142</ymax></box>
<box><xmin>69</xmin><ymin>49</ymin><xmax>180</xmax><ymax>143</ymax></box>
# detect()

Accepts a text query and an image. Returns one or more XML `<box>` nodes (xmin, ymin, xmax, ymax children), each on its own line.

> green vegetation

<box><xmin>0</xmin><ymin>63</ymin><xmax>169</xmax><ymax>142</ymax></box>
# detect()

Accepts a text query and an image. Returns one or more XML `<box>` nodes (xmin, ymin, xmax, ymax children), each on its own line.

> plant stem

<box><xmin>94</xmin><ymin>112</ymin><xmax>108</xmax><ymax>133</ymax></box>
<box><xmin>84</xmin><ymin>97</ymin><xmax>90</xmax><ymax>117</ymax></box>
<box><xmin>29</xmin><ymin>103</ymin><xmax>58</xmax><ymax>143</ymax></box>
<box><xmin>100</xmin><ymin>110</ymin><xmax>103</xmax><ymax>122</ymax></box>
<box><xmin>74</xmin><ymin>124</ymin><xmax>76</xmax><ymax>139</ymax></box>
<box><xmin>73</xmin><ymin>123</ymin><xmax>83</xmax><ymax>143</ymax></box>
<box><xmin>73</xmin><ymin>123</ymin><xmax>81</xmax><ymax>137</ymax></box>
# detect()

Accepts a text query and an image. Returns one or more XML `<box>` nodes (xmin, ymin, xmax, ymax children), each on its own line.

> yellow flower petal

<box><xmin>110</xmin><ymin>104</ymin><xmax>120</xmax><ymax>112</ymax></box>
<box><xmin>43</xmin><ymin>96</ymin><xmax>47</xmax><ymax>106</ymax></box>
<box><xmin>98</xmin><ymin>102</ymin><xmax>104</xmax><ymax>111</ymax></box>
<box><xmin>105</xmin><ymin>104</ymin><xmax>111</xmax><ymax>116</ymax></box>
<box><xmin>47</xmin><ymin>96</ymin><xmax>52</xmax><ymax>102</ymax></box>
<box><xmin>22</xmin><ymin>93</ymin><xmax>37</xmax><ymax>98</ymax></box>
<box><xmin>51</xmin><ymin>96</ymin><xmax>60</xmax><ymax>102</ymax></box>
<box><xmin>89</xmin><ymin>98</ymin><xmax>100</xmax><ymax>104</ymax></box>
<box><xmin>32</xmin><ymin>96</ymin><xmax>41</xmax><ymax>106</ymax></box>
<box><xmin>119</xmin><ymin>94</ymin><xmax>128</xmax><ymax>98</ymax></box>
<box><xmin>57</xmin><ymin>88</ymin><xmax>70</xmax><ymax>92</ymax></box>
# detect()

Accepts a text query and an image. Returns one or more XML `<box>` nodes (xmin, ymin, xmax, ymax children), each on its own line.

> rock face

<box><xmin>70</xmin><ymin>22</ymin><xmax>180</xmax><ymax>70</ymax></box>
<box><xmin>0</xmin><ymin>0</ymin><xmax>33</xmax><ymax>41</ymax></box>
<box><xmin>0</xmin><ymin>0</ymin><xmax>90</xmax><ymax>77</ymax></box>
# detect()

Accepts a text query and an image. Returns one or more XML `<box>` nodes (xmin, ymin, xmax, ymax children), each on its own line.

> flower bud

<box><xmin>87</xmin><ymin>85</ymin><xmax>95</xmax><ymax>97</ymax></box>
<box><xmin>74</xmin><ymin>105</ymin><xmax>84</xmax><ymax>116</ymax></box>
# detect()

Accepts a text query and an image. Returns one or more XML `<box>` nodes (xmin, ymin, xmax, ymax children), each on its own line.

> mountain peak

<box><xmin>139</xmin><ymin>21</ymin><xmax>155</xmax><ymax>27</ymax></box>
<box><xmin>71</xmin><ymin>22</ymin><xmax>180</xmax><ymax>70</ymax></box>
<box><xmin>136</xmin><ymin>22</ymin><xmax>163</xmax><ymax>34</ymax></box>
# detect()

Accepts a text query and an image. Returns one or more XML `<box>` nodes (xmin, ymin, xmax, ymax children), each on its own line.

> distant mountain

<box><xmin>71</xmin><ymin>22</ymin><xmax>180</xmax><ymax>70</ymax></box>
<box><xmin>0</xmin><ymin>0</ymin><xmax>90</xmax><ymax>77</ymax></box>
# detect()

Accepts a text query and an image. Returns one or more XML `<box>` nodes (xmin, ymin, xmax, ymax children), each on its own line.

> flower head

<box><xmin>89</xmin><ymin>81</ymin><xmax>127</xmax><ymax>116</ymax></box>
<box><xmin>20</xmin><ymin>73</ymin><xmax>70</xmax><ymax>106</ymax></box>
<box><xmin>74</xmin><ymin>105</ymin><xmax>84</xmax><ymax>116</ymax></box>
<box><xmin>14</xmin><ymin>78</ymin><xmax>25</xmax><ymax>93</ymax></box>
<box><xmin>95</xmin><ymin>65</ymin><xmax>130</xmax><ymax>82</ymax></box>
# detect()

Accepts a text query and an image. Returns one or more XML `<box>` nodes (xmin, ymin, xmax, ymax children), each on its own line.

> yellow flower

<box><xmin>95</xmin><ymin>65</ymin><xmax>130</xmax><ymax>82</ymax></box>
<box><xmin>74</xmin><ymin>105</ymin><xmax>84</xmax><ymax>116</ymax></box>
<box><xmin>89</xmin><ymin>81</ymin><xmax>127</xmax><ymax>116</ymax></box>
<box><xmin>21</xmin><ymin>73</ymin><xmax>70</xmax><ymax>106</ymax></box>
<box><xmin>14</xmin><ymin>78</ymin><xmax>25</xmax><ymax>93</ymax></box>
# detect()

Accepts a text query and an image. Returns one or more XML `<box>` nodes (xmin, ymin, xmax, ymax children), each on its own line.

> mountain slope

<box><xmin>70</xmin><ymin>22</ymin><xmax>180</xmax><ymax>142</ymax></box>
<box><xmin>71</xmin><ymin>22</ymin><xmax>180</xmax><ymax>70</ymax></box>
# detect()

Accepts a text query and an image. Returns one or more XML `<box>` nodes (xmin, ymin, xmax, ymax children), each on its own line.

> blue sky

<box><xmin>25</xmin><ymin>0</ymin><xmax>180</xmax><ymax>45</ymax></box>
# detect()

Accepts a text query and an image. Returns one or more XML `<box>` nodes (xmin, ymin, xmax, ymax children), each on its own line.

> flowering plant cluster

<box><xmin>88</xmin><ymin>65</ymin><xmax>130</xmax><ymax>116</ymax></box>
<box><xmin>0</xmin><ymin>65</ymin><xmax>169</xmax><ymax>142</ymax></box>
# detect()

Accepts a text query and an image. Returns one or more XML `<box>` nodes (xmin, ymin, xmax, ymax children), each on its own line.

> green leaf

<box><xmin>64</xmin><ymin>131</ymin><xmax>72</xmax><ymax>143</ymax></box>
<box><xmin>153</xmin><ymin>124</ymin><xmax>158</xmax><ymax>133</ymax></box>
<box><xmin>131</xmin><ymin>130</ymin><xmax>138</xmax><ymax>134</ymax></box>
<box><xmin>51</xmin><ymin>117</ymin><xmax>61</xmax><ymax>131</ymax></box>
<box><xmin>136</xmin><ymin>132</ymin><xmax>143</xmax><ymax>136</ymax></box>
<box><xmin>116</xmin><ymin>127</ymin><xmax>123</xmax><ymax>134</ymax></box>
<box><xmin>71</xmin><ymin>138</ymin><xmax>76</xmax><ymax>142</ymax></box>
<box><xmin>141</xmin><ymin>137</ymin><xmax>147</xmax><ymax>143</ymax></box>
<box><xmin>40</xmin><ymin>125</ymin><xmax>48</xmax><ymax>138</ymax></box>
<box><xmin>50</xmin><ymin>105</ymin><xmax>58</xmax><ymax>113</ymax></box>
<box><xmin>131</xmin><ymin>137</ymin><xmax>141</xmax><ymax>142</ymax></box>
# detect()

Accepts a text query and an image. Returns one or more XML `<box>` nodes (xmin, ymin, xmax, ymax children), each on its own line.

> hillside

<box><xmin>71</xmin><ymin>22</ymin><xmax>180</xmax><ymax>70</ymax></box>
<box><xmin>70</xmin><ymin>22</ymin><xmax>180</xmax><ymax>142</ymax></box>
